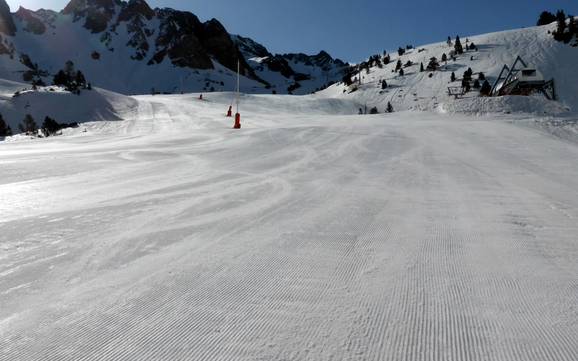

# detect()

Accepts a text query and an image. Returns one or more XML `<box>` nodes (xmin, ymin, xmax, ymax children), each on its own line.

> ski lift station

<box><xmin>491</xmin><ymin>56</ymin><xmax>557</xmax><ymax>100</ymax></box>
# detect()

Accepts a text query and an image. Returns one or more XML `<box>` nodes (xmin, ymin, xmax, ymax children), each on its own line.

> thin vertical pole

<box><xmin>236</xmin><ymin>60</ymin><xmax>240</xmax><ymax>114</ymax></box>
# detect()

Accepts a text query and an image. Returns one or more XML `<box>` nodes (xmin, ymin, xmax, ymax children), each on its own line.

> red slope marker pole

<box><xmin>234</xmin><ymin>113</ymin><xmax>241</xmax><ymax>129</ymax></box>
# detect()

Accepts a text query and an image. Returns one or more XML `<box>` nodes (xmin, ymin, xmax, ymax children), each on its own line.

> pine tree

<box><xmin>386</xmin><ymin>102</ymin><xmax>394</xmax><ymax>113</ymax></box>
<box><xmin>478</xmin><ymin>72</ymin><xmax>486</xmax><ymax>81</ymax></box>
<box><xmin>454</xmin><ymin>35</ymin><xmax>464</xmax><ymax>54</ymax></box>
<box><xmin>463</xmin><ymin>68</ymin><xmax>473</xmax><ymax>82</ymax></box>
<box><xmin>381</xmin><ymin>79</ymin><xmax>388</xmax><ymax>89</ymax></box>
<box><xmin>0</xmin><ymin>113</ymin><xmax>8</xmax><ymax>137</ymax></box>
<box><xmin>64</xmin><ymin>60</ymin><xmax>75</xmax><ymax>78</ymax></box>
<box><xmin>395</xmin><ymin>59</ymin><xmax>402</xmax><ymax>71</ymax></box>
<box><xmin>473</xmin><ymin>79</ymin><xmax>481</xmax><ymax>89</ymax></box>
<box><xmin>480</xmin><ymin>80</ymin><xmax>492</xmax><ymax>96</ymax></box>
<box><xmin>41</xmin><ymin>116</ymin><xmax>61</xmax><ymax>137</ymax></box>
<box><xmin>441</xmin><ymin>53</ymin><xmax>447</xmax><ymax>62</ymax></box>
<box><xmin>19</xmin><ymin>114</ymin><xmax>38</xmax><ymax>136</ymax></box>
<box><xmin>76</xmin><ymin>71</ymin><xmax>87</xmax><ymax>89</ymax></box>
<box><xmin>537</xmin><ymin>11</ymin><xmax>557</xmax><ymax>26</ymax></box>
<box><xmin>427</xmin><ymin>57</ymin><xmax>440</xmax><ymax>71</ymax></box>
<box><xmin>53</xmin><ymin>70</ymin><xmax>68</xmax><ymax>87</ymax></box>
<box><xmin>553</xmin><ymin>10</ymin><xmax>568</xmax><ymax>41</ymax></box>
<box><xmin>451</xmin><ymin>72</ymin><xmax>456</xmax><ymax>82</ymax></box>
<box><xmin>342</xmin><ymin>73</ymin><xmax>353</xmax><ymax>86</ymax></box>
<box><xmin>399</xmin><ymin>68</ymin><xmax>404</xmax><ymax>76</ymax></box>
<box><xmin>420</xmin><ymin>62</ymin><xmax>424</xmax><ymax>72</ymax></box>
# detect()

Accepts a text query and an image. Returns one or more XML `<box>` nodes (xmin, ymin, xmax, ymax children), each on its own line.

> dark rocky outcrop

<box><xmin>15</xmin><ymin>7</ymin><xmax>47</xmax><ymax>35</ymax></box>
<box><xmin>151</xmin><ymin>8</ymin><xmax>212</xmax><ymax>69</ymax></box>
<box><xmin>283</xmin><ymin>51</ymin><xmax>347</xmax><ymax>71</ymax></box>
<box><xmin>0</xmin><ymin>0</ymin><xmax>16</xmax><ymax>36</ymax></box>
<box><xmin>151</xmin><ymin>9</ymin><xmax>262</xmax><ymax>81</ymax></box>
<box><xmin>118</xmin><ymin>0</ymin><xmax>154</xmax><ymax>22</ymax></box>
<box><xmin>199</xmin><ymin>19</ymin><xmax>256</xmax><ymax>78</ymax></box>
<box><xmin>116</xmin><ymin>0</ymin><xmax>155</xmax><ymax>60</ymax></box>
<box><xmin>234</xmin><ymin>34</ymin><xmax>270</xmax><ymax>59</ymax></box>
<box><xmin>62</xmin><ymin>0</ymin><xmax>121</xmax><ymax>33</ymax></box>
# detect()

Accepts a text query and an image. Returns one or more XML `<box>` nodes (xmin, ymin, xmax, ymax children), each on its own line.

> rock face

<box><xmin>201</xmin><ymin>19</ymin><xmax>256</xmax><ymax>78</ymax></box>
<box><xmin>0</xmin><ymin>0</ymin><xmax>16</xmax><ymax>35</ymax></box>
<box><xmin>15</xmin><ymin>7</ymin><xmax>47</xmax><ymax>35</ymax></box>
<box><xmin>117</xmin><ymin>0</ymin><xmax>154</xmax><ymax>22</ymax></box>
<box><xmin>63</xmin><ymin>0</ymin><xmax>121</xmax><ymax>33</ymax></box>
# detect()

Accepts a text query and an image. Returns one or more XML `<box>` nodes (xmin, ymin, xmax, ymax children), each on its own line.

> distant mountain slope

<box><xmin>0</xmin><ymin>0</ymin><xmax>347</xmax><ymax>95</ymax></box>
<box><xmin>319</xmin><ymin>21</ymin><xmax>578</xmax><ymax>114</ymax></box>
<box><xmin>233</xmin><ymin>35</ymin><xmax>350</xmax><ymax>95</ymax></box>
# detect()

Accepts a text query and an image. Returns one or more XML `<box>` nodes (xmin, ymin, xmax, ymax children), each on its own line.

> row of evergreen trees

<box><xmin>539</xmin><ymin>10</ymin><xmax>578</xmax><ymax>44</ymax></box>
<box><xmin>358</xmin><ymin>102</ymin><xmax>394</xmax><ymax>115</ymax></box>
<box><xmin>0</xmin><ymin>113</ymin><xmax>78</xmax><ymax>138</ymax></box>
<box><xmin>53</xmin><ymin>61</ymin><xmax>92</xmax><ymax>93</ymax></box>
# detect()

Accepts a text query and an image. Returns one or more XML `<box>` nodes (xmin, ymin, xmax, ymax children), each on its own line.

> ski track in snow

<box><xmin>0</xmin><ymin>94</ymin><xmax>577</xmax><ymax>361</ymax></box>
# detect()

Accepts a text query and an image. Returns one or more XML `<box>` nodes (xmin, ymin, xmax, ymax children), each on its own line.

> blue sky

<box><xmin>5</xmin><ymin>0</ymin><xmax>578</xmax><ymax>62</ymax></box>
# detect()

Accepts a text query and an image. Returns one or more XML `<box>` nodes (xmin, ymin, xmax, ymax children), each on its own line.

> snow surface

<box><xmin>1</xmin><ymin>92</ymin><xmax>577</xmax><ymax>360</ymax></box>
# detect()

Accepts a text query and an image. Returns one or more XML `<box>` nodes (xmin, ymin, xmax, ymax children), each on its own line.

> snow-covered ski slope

<box><xmin>320</xmin><ymin>22</ymin><xmax>578</xmax><ymax>114</ymax></box>
<box><xmin>1</xmin><ymin>92</ymin><xmax>577</xmax><ymax>360</ymax></box>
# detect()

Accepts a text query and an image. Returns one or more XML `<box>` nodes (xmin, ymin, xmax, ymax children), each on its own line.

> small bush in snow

<box><xmin>480</xmin><ymin>80</ymin><xmax>492</xmax><ymax>96</ymax></box>
<box><xmin>41</xmin><ymin>116</ymin><xmax>61</xmax><ymax>137</ymax></box>
<box><xmin>426</xmin><ymin>57</ymin><xmax>440</xmax><ymax>71</ymax></box>
<box><xmin>19</xmin><ymin>114</ymin><xmax>38</xmax><ymax>136</ymax></box>
<box><xmin>0</xmin><ymin>114</ymin><xmax>12</xmax><ymax>137</ymax></box>
<box><xmin>386</xmin><ymin>102</ymin><xmax>394</xmax><ymax>113</ymax></box>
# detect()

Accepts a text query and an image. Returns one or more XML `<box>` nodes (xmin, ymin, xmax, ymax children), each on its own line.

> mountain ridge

<box><xmin>0</xmin><ymin>0</ymin><xmax>349</xmax><ymax>95</ymax></box>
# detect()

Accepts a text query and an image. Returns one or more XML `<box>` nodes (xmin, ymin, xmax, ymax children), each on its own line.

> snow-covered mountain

<box><xmin>0</xmin><ymin>0</ymin><xmax>348</xmax><ymax>95</ymax></box>
<box><xmin>233</xmin><ymin>35</ymin><xmax>350</xmax><ymax>95</ymax></box>
<box><xmin>318</xmin><ymin>20</ymin><xmax>578</xmax><ymax>114</ymax></box>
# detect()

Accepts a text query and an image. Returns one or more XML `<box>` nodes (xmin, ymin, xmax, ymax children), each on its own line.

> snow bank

<box><xmin>0</xmin><ymin>86</ymin><xmax>137</xmax><ymax>133</ymax></box>
<box><xmin>437</xmin><ymin>95</ymin><xmax>571</xmax><ymax>116</ymax></box>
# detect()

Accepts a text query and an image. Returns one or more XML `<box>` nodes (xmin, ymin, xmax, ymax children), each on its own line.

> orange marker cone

<box><xmin>234</xmin><ymin>113</ymin><xmax>241</xmax><ymax>129</ymax></box>
<box><xmin>226</xmin><ymin>106</ymin><xmax>233</xmax><ymax>117</ymax></box>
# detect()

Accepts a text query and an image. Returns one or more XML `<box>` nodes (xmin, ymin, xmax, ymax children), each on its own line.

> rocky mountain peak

<box><xmin>62</xmin><ymin>0</ymin><xmax>121</xmax><ymax>33</ymax></box>
<box><xmin>15</xmin><ymin>7</ymin><xmax>47</xmax><ymax>35</ymax></box>
<box><xmin>118</xmin><ymin>0</ymin><xmax>154</xmax><ymax>22</ymax></box>
<box><xmin>0</xmin><ymin>0</ymin><xmax>16</xmax><ymax>36</ymax></box>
